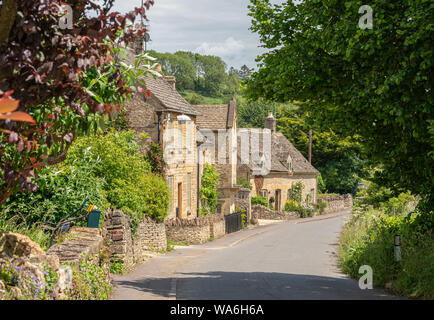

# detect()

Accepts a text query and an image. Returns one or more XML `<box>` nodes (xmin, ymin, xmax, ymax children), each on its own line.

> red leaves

<box><xmin>0</xmin><ymin>93</ymin><xmax>35</xmax><ymax>124</ymax></box>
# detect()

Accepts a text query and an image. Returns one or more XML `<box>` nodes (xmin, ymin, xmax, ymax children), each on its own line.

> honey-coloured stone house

<box><xmin>193</xmin><ymin>100</ymin><xmax>241</xmax><ymax>215</ymax></box>
<box><xmin>125</xmin><ymin>46</ymin><xmax>201</xmax><ymax>219</ymax></box>
<box><xmin>237</xmin><ymin>112</ymin><xmax>320</xmax><ymax>211</ymax></box>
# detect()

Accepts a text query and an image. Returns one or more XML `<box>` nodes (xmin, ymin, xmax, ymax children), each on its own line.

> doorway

<box><xmin>275</xmin><ymin>189</ymin><xmax>281</xmax><ymax>211</ymax></box>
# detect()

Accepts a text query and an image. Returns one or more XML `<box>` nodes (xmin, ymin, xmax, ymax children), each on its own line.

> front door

<box><xmin>275</xmin><ymin>190</ymin><xmax>281</xmax><ymax>211</ymax></box>
<box><xmin>178</xmin><ymin>183</ymin><xmax>183</xmax><ymax>218</ymax></box>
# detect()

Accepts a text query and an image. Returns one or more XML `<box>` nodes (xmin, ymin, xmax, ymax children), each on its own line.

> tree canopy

<box><xmin>247</xmin><ymin>0</ymin><xmax>433</xmax><ymax>209</ymax></box>
<box><xmin>148</xmin><ymin>50</ymin><xmax>240</xmax><ymax>97</ymax></box>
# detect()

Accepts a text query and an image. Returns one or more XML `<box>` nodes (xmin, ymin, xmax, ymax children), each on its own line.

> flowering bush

<box><xmin>0</xmin><ymin>261</ymin><xmax>58</xmax><ymax>300</ymax></box>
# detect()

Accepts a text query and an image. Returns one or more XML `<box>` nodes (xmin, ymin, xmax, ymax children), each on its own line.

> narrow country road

<box><xmin>110</xmin><ymin>210</ymin><xmax>399</xmax><ymax>300</ymax></box>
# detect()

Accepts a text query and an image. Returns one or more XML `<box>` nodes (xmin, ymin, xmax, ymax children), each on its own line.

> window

<box><xmin>187</xmin><ymin>121</ymin><xmax>192</xmax><ymax>153</ymax></box>
<box><xmin>187</xmin><ymin>173</ymin><xmax>191</xmax><ymax>211</ymax></box>
<box><xmin>168</xmin><ymin>176</ymin><xmax>174</xmax><ymax>214</ymax></box>
<box><xmin>178</xmin><ymin>121</ymin><xmax>183</xmax><ymax>153</ymax></box>
<box><xmin>261</xmin><ymin>189</ymin><xmax>268</xmax><ymax>200</ymax></box>
<box><xmin>310</xmin><ymin>189</ymin><xmax>315</xmax><ymax>203</ymax></box>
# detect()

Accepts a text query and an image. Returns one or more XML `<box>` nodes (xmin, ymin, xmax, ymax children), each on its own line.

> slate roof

<box><xmin>193</xmin><ymin>99</ymin><xmax>236</xmax><ymax>130</ymax></box>
<box><xmin>237</xmin><ymin>129</ymin><xmax>319</xmax><ymax>175</ymax></box>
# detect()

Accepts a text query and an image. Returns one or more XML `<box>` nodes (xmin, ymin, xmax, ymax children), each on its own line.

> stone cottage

<box><xmin>193</xmin><ymin>99</ymin><xmax>240</xmax><ymax>215</ymax></box>
<box><xmin>237</xmin><ymin>112</ymin><xmax>319</xmax><ymax>211</ymax></box>
<box><xmin>125</xmin><ymin>44</ymin><xmax>200</xmax><ymax>219</ymax></box>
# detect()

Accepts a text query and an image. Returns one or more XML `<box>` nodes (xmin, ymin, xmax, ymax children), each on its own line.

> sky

<box><xmin>112</xmin><ymin>0</ymin><xmax>274</xmax><ymax>70</ymax></box>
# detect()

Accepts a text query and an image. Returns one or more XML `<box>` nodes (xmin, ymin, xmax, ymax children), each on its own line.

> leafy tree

<box><xmin>148</xmin><ymin>50</ymin><xmax>196</xmax><ymax>91</ymax></box>
<box><xmin>278</xmin><ymin>104</ymin><xmax>367</xmax><ymax>194</ymax></box>
<box><xmin>238</xmin><ymin>65</ymin><xmax>251</xmax><ymax>81</ymax></box>
<box><xmin>0</xmin><ymin>0</ymin><xmax>153</xmax><ymax>205</ymax></box>
<box><xmin>236</xmin><ymin>95</ymin><xmax>282</xmax><ymax>128</ymax></box>
<box><xmin>247</xmin><ymin>0</ymin><xmax>433</xmax><ymax>210</ymax></box>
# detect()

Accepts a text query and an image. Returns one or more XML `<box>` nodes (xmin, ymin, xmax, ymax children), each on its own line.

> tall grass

<box><xmin>0</xmin><ymin>216</ymin><xmax>51</xmax><ymax>251</ymax></box>
<box><xmin>339</xmin><ymin>207</ymin><xmax>434</xmax><ymax>299</ymax></box>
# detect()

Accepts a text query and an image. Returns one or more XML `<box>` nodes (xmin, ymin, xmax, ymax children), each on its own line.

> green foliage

<box><xmin>0</xmin><ymin>149</ymin><xmax>107</xmax><ymax>233</ymax></box>
<box><xmin>0</xmin><ymin>261</ymin><xmax>58</xmax><ymax>300</ymax></box>
<box><xmin>184</xmin><ymin>92</ymin><xmax>206</xmax><ymax>105</ymax></box>
<box><xmin>339</xmin><ymin>207</ymin><xmax>434</xmax><ymax>299</ymax></box>
<box><xmin>199</xmin><ymin>164</ymin><xmax>220</xmax><ymax>216</ymax></box>
<box><xmin>237</xmin><ymin>178</ymin><xmax>252</xmax><ymax>190</ymax></box>
<box><xmin>284</xmin><ymin>200</ymin><xmax>314</xmax><ymax>218</ymax></box>
<box><xmin>313</xmin><ymin>200</ymin><xmax>328</xmax><ymax>215</ymax></box>
<box><xmin>287</xmin><ymin>182</ymin><xmax>304</xmax><ymax>203</ymax></box>
<box><xmin>68</xmin><ymin>255</ymin><xmax>112</xmax><ymax>300</ymax></box>
<box><xmin>109</xmin><ymin>261</ymin><xmax>124</xmax><ymax>275</ymax></box>
<box><xmin>241</xmin><ymin>213</ymin><xmax>247</xmax><ymax>229</ymax></box>
<box><xmin>148</xmin><ymin>50</ymin><xmax>240</xmax><ymax>97</ymax></box>
<box><xmin>251</xmin><ymin>196</ymin><xmax>268</xmax><ymax>207</ymax></box>
<box><xmin>65</xmin><ymin>130</ymin><xmax>170</xmax><ymax>224</ymax></box>
<box><xmin>236</xmin><ymin>95</ymin><xmax>284</xmax><ymax>128</ymax></box>
<box><xmin>247</xmin><ymin>0</ymin><xmax>434</xmax><ymax>209</ymax></box>
<box><xmin>0</xmin><ymin>218</ymin><xmax>51</xmax><ymax>251</ymax></box>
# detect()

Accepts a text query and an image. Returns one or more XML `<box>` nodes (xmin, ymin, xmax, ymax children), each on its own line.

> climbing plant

<box><xmin>199</xmin><ymin>164</ymin><xmax>219</xmax><ymax>216</ymax></box>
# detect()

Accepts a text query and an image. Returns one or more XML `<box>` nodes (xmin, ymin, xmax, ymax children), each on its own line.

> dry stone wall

<box><xmin>104</xmin><ymin>209</ymin><xmax>167</xmax><ymax>270</ymax></box>
<box><xmin>208</xmin><ymin>214</ymin><xmax>225</xmax><ymax>239</ymax></box>
<box><xmin>252</xmin><ymin>205</ymin><xmax>299</xmax><ymax>220</ymax></box>
<box><xmin>165</xmin><ymin>216</ymin><xmax>210</xmax><ymax>244</ymax></box>
<box><xmin>318</xmin><ymin>194</ymin><xmax>353</xmax><ymax>213</ymax></box>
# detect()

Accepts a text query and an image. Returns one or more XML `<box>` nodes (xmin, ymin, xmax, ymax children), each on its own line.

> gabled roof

<box><xmin>237</xmin><ymin>129</ymin><xmax>319</xmax><ymax>175</ymax></box>
<box><xmin>125</xmin><ymin>46</ymin><xmax>198</xmax><ymax>116</ymax></box>
<box><xmin>144</xmin><ymin>75</ymin><xmax>198</xmax><ymax>116</ymax></box>
<box><xmin>193</xmin><ymin>99</ymin><xmax>236</xmax><ymax>130</ymax></box>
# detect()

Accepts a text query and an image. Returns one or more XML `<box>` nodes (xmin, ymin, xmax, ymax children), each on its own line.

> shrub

<box><xmin>339</xmin><ymin>207</ymin><xmax>434</xmax><ymax>299</ymax></box>
<box><xmin>0</xmin><ymin>150</ymin><xmax>107</xmax><ymax>249</ymax></box>
<box><xmin>251</xmin><ymin>196</ymin><xmax>268</xmax><ymax>207</ymax></box>
<box><xmin>313</xmin><ymin>200</ymin><xmax>328</xmax><ymax>215</ymax></box>
<box><xmin>284</xmin><ymin>200</ymin><xmax>313</xmax><ymax>218</ymax></box>
<box><xmin>237</xmin><ymin>178</ymin><xmax>252</xmax><ymax>190</ymax></box>
<box><xmin>199</xmin><ymin>164</ymin><xmax>220</xmax><ymax>216</ymax></box>
<box><xmin>287</xmin><ymin>182</ymin><xmax>304</xmax><ymax>203</ymax></box>
<box><xmin>65</xmin><ymin>130</ymin><xmax>169</xmax><ymax>225</ymax></box>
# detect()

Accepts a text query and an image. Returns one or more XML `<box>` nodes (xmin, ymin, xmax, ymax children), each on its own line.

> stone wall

<box><xmin>208</xmin><ymin>214</ymin><xmax>225</xmax><ymax>239</ymax></box>
<box><xmin>165</xmin><ymin>216</ymin><xmax>211</xmax><ymax>245</ymax></box>
<box><xmin>236</xmin><ymin>188</ymin><xmax>252</xmax><ymax>220</ymax></box>
<box><xmin>104</xmin><ymin>209</ymin><xmax>167</xmax><ymax>270</ymax></box>
<box><xmin>318</xmin><ymin>194</ymin><xmax>353</xmax><ymax>214</ymax></box>
<box><xmin>1</xmin><ymin>228</ymin><xmax>108</xmax><ymax>300</ymax></box>
<box><xmin>252</xmin><ymin>205</ymin><xmax>299</xmax><ymax>221</ymax></box>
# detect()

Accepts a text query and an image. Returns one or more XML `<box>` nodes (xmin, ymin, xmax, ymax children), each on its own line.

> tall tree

<box><xmin>247</xmin><ymin>0</ymin><xmax>434</xmax><ymax>210</ymax></box>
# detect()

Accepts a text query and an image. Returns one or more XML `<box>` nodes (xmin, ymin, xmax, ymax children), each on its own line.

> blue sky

<box><xmin>112</xmin><ymin>0</ymin><xmax>279</xmax><ymax>70</ymax></box>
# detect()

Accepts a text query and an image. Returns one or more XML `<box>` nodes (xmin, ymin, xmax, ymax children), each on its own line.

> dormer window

<box><xmin>287</xmin><ymin>155</ymin><xmax>293</xmax><ymax>172</ymax></box>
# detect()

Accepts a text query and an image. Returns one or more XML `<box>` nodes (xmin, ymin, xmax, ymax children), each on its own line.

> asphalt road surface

<box><xmin>110</xmin><ymin>210</ymin><xmax>399</xmax><ymax>300</ymax></box>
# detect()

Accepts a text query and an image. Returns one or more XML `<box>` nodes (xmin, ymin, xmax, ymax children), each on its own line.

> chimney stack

<box><xmin>133</xmin><ymin>37</ymin><xmax>144</xmax><ymax>55</ymax></box>
<box><xmin>265</xmin><ymin>111</ymin><xmax>276</xmax><ymax>133</ymax></box>
<box><xmin>164</xmin><ymin>76</ymin><xmax>176</xmax><ymax>91</ymax></box>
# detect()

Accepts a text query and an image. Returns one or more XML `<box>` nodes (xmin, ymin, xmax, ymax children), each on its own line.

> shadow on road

<box><xmin>114</xmin><ymin>271</ymin><xmax>399</xmax><ymax>300</ymax></box>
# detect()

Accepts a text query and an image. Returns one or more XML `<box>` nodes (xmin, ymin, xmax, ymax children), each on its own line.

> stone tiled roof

<box><xmin>193</xmin><ymin>101</ymin><xmax>236</xmax><ymax>130</ymax></box>
<box><xmin>125</xmin><ymin>46</ymin><xmax>198</xmax><ymax>116</ymax></box>
<box><xmin>144</xmin><ymin>76</ymin><xmax>198</xmax><ymax>116</ymax></box>
<box><xmin>237</xmin><ymin>129</ymin><xmax>319</xmax><ymax>175</ymax></box>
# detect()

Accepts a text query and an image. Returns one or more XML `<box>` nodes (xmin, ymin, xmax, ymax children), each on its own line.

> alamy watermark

<box><xmin>359</xmin><ymin>5</ymin><xmax>374</xmax><ymax>30</ymax></box>
<box><xmin>359</xmin><ymin>265</ymin><xmax>373</xmax><ymax>290</ymax></box>
<box><xmin>59</xmin><ymin>4</ymin><xmax>73</xmax><ymax>30</ymax></box>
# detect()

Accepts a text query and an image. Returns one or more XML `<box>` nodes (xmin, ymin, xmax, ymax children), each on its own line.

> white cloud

<box><xmin>194</xmin><ymin>37</ymin><xmax>245</xmax><ymax>58</ymax></box>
